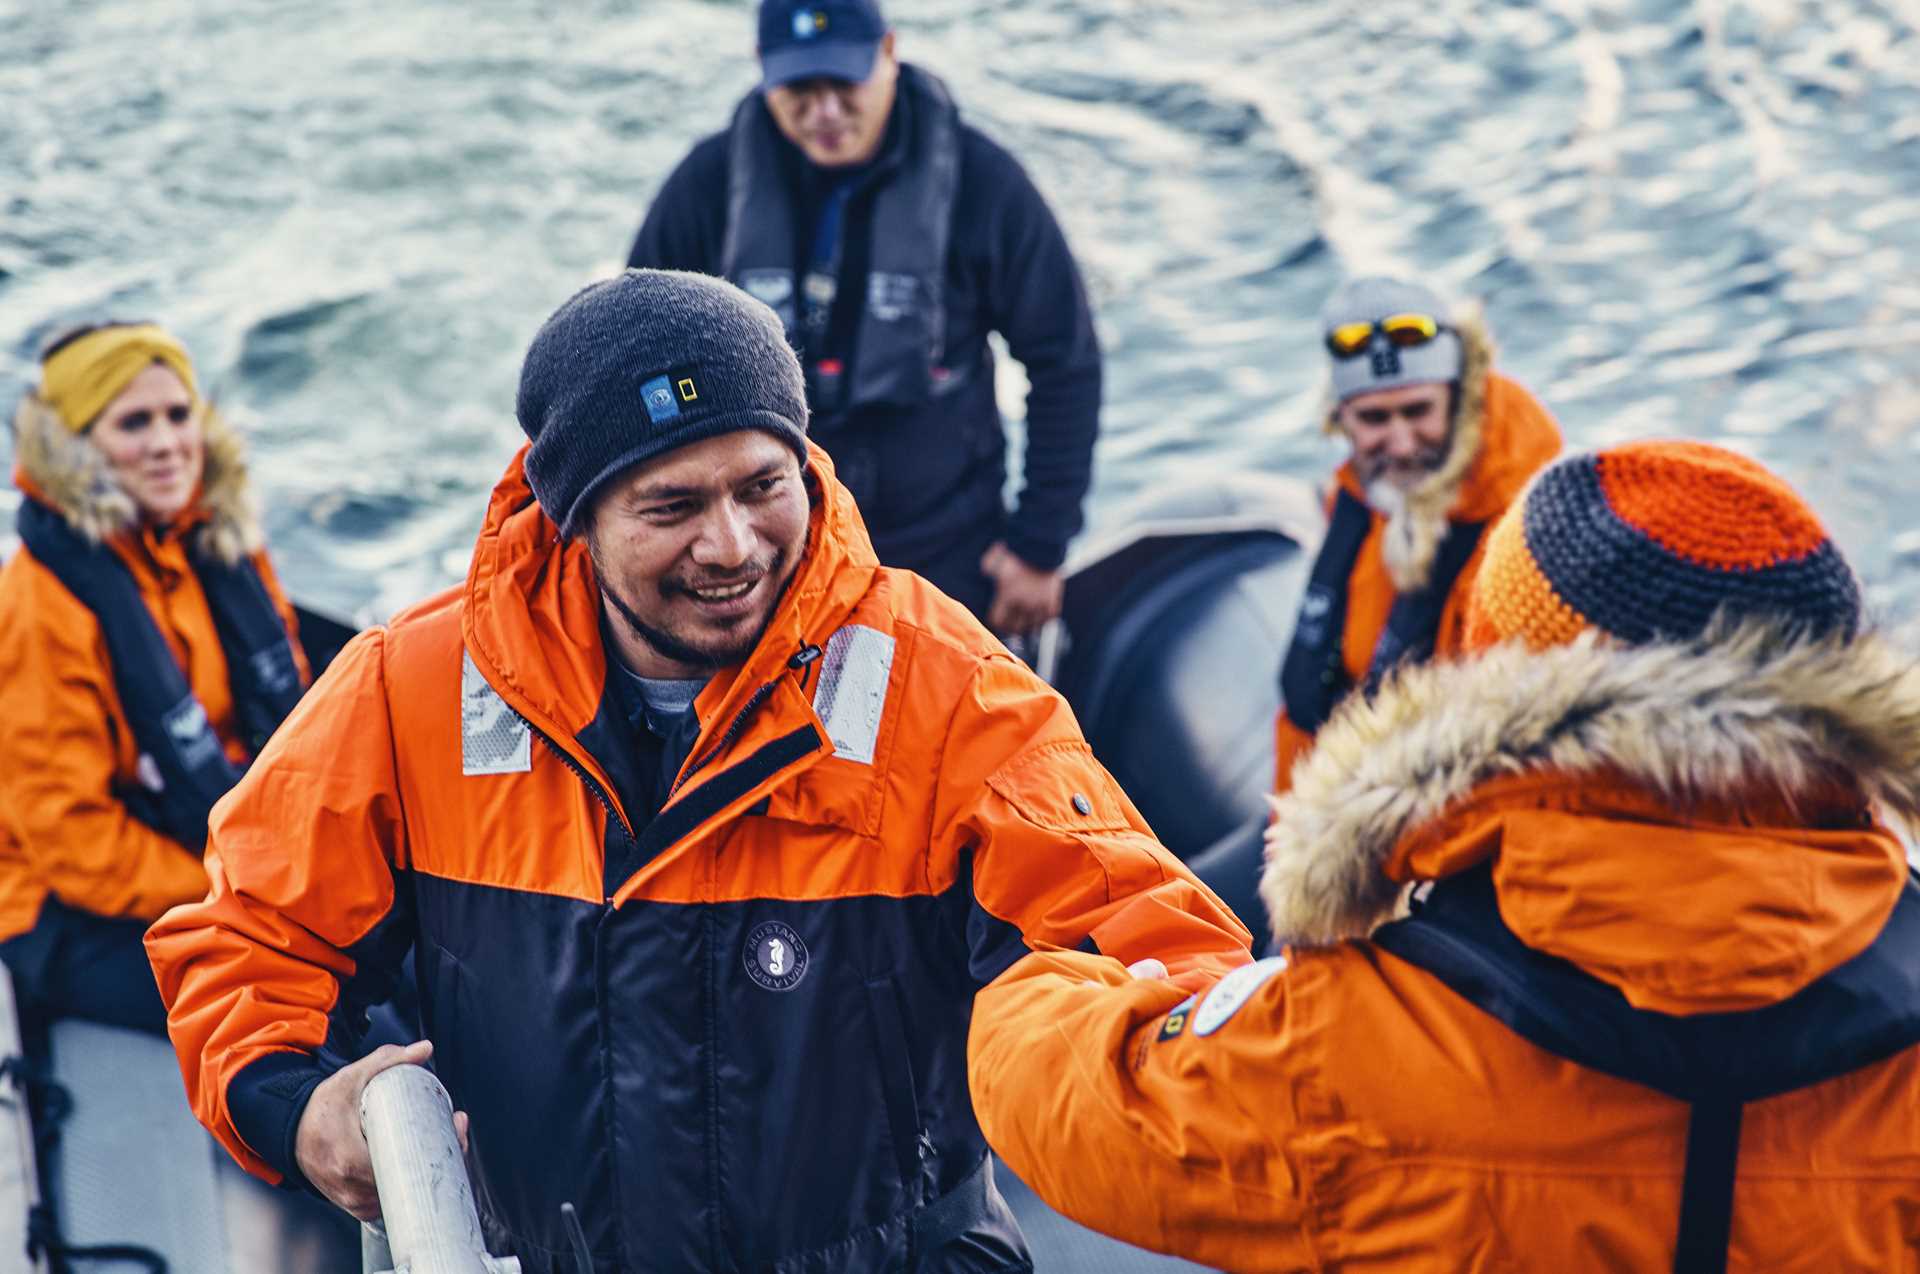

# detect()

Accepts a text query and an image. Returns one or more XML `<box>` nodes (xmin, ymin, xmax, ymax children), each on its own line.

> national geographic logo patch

<box><xmin>745</xmin><ymin>921</ymin><xmax>809</xmax><ymax>992</ymax></box>
<box><xmin>639</xmin><ymin>370</ymin><xmax>702</xmax><ymax>425</ymax></box>
<box><xmin>1157</xmin><ymin>994</ymin><xmax>1198</xmax><ymax>1043</ymax></box>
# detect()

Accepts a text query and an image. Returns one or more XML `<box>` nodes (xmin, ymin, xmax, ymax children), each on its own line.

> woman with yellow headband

<box><xmin>0</xmin><ymin>321</ymin><xmax>309</xmax><ymax>1034</ymax></box>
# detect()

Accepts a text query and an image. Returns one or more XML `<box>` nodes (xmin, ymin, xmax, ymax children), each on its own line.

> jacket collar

<box><xmin>1262</xmin><ymin>622</ymin><xmax>1920</xmax><ymax>968</ymax></box>
<box><xmin>461</xmin><ymin>440</ymin><xmax>879</xmax><ymax>755</ymax></box>
<box><xmin>10</xmin><ymin>390</ymin><xmax>261</xmax><ymax>566</ymax></box>
<box><xmin>1328</xmin><ymin>309</ymin><xmax>1561</xmax><ymax>591</ymax></box>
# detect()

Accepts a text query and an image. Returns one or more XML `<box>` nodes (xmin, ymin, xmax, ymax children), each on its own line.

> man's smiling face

<box><xmin>586</xmin><ymin>430</ymin><xmax>810</xmax><ymax>677</ymax></box>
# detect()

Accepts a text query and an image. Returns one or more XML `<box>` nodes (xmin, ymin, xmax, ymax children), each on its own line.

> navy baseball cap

<box><xmin>757</xmin><ymin>0</ymin><xmax>888</xmax><ymax>89</ymax></box>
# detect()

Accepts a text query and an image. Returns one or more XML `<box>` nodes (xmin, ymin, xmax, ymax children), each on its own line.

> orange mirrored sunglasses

<box><xmin>1325</xmin><ymin>312</ymin><xmax>1443</xmax><ymax>359</ymax></box>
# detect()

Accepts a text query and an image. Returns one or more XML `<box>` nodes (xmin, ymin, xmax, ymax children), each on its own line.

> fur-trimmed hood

<box><xmin>10</xmin><ymin>390</ymin><xmax>262</xmax><ymax>565</ymax></box>
<box><xmin>1323</xmin><ymin>308</ymin><xmax>1561</xmax><ymax>591</ymax></box>
<box><xmin>1263</xmin><ymin>622</ymin><xmax>1920</xmax><ymax>1010</ymax></box>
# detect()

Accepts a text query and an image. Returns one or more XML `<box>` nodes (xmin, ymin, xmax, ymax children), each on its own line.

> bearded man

<box><xmin>1272</xmin><ymin>274</ymin><xmax>1562</xmax><ymax>792</ymax></box>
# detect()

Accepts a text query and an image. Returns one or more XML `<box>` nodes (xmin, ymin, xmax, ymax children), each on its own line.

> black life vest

<box><xmin>15</xmin><ymin>498</ymin><xmax>304</xmax><ymax>849</ymax></box>
<box><xmin>720</xmin><ymin>63</ymin><xmax>964</xmax><ymax>423</ymax></box>
<box><xmin>1374</xmin><ymin>862</ymin><xmax>1920</xmax><ymax>1274</ymax></box>
<box><xmin>1278</xmin><ymin>486</ymin><xmax>1485</xmax><ymax>734</ymax></box>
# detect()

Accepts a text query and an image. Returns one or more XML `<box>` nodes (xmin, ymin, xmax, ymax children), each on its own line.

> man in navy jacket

<box><xmin>627</xmin><ymin>0</ymin><xmax>1103</xmax><ymax>634</ymax></box>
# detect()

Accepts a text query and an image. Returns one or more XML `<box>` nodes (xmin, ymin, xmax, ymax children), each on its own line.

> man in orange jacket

<box><xmin>146</xmin><ymin>269</ymin><xmax>1250</xmax><ymax>1272</ymax></box>
<box><xmin>970</xmin><ymin>441</ymin><xmax>1920</xmax><ymax>1272</ymax></box>
<box><xmin>1273</xmin><ymin>275</ymin><xmax>1560</xmax><ymax>793</ymax></box>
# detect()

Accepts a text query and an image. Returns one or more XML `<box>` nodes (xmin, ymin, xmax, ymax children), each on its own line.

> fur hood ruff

<box><xmin>1323</xmin><ymin>305</ymin><xmax>1495</xmax><ymax>593</ymax></box>
<box><xmin>11</xmin><ymin>390</ymin><xmax>261</xmax><ymax>565</ymax></box>
<box><xmin>1262</xmin><ymin>621</ymin><xmax>1920</xmax><ymax>947</ymax></box>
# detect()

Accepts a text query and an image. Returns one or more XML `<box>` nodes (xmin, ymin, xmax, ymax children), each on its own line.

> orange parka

<box><xmin>1274</xmin><ymin>317</ymin><xmax>1561</xmax><ymax>792</ymax></box>
<box><xmin>147</xmin><ymin>444</ymin><xmax>1251</xmax><ymax>1271</ymax></box>
<box><xmin>0</xmin><ymin>397</ymin><xmax>305</xmax><ymax>941</ymax></box>
<box><xmin>973</xmin><ymin>625</ymin><xmax>1920</xmax><ymax>1272</ymax></box>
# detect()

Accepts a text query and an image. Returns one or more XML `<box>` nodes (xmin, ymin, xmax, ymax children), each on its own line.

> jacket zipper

<box><xmin>668</xmin><ymin>643</ymin><xmax>822</xmax><ymax>800</ymax></box>
<box><xmin>671</xmin><ymin>681</ymin><xmax>778</xmax><ymax>798</ymax></box>
<box><xmin>532</xmin><ymin>726</ymin><xmax>636</xmax><ymax>846</ymax></box>
<box><xmin>682</xmin><ymin>644</ymin><xmax>819</xmax><ymax>1270</ymax></box>
<box><xmin>513</xmin><ymin>648</ymin><xmax>820</xmax><ymax>1266</ymax></box>
<box><xmin>526</xmin><ymin>722</ymin><xmax>635</xmax><ymax>1265</ymax></box>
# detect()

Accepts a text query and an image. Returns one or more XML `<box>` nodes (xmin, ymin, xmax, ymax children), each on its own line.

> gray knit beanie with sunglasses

<box><xmin>1322</xmin><ymin>275</ymin><xmax>1464</xmax><ymax>403</ymax></box>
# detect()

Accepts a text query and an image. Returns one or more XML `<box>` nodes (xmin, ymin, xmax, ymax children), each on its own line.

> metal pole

<box><xmin>362</xmin><ymin>1219</ymin><xmax>393</xmax><ymax>1274</ymax></box>
<box><xmin>358</xmin><ymin>1064</ymin><xmax>519</xmax><ymax>1274</ymax></box>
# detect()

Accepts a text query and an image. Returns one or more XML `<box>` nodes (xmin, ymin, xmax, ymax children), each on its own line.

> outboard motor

<box><xmin>1041</xmin><ymin>473</ymin><xmax>1321</xmax><ymax>934</ymax></box>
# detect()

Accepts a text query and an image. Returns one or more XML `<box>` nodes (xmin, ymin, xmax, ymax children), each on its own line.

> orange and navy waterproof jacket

<box><xmin>0</xmin><ymin>468</ymin><xmax>305</xmax><ymax>941</ymax></box>
<box><xmin>147</xmin><ymin>444</ymin><xmax>1251</xmax><ymax>1273</ymax></box>
<box><xmin>974</xmin><ymin>626</ymin><xmax>1920</xmax><ymax>1272</ymax></box>
<box><xmin>1273</xmin><ymin>356</ymin><xmax>1561</xmax><ymax>794</ymax></box>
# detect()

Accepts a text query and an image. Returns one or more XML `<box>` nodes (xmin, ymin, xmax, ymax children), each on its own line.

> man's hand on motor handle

<box><xmin>294</xmin><ymin>1038</ymin><xmax>471</xmax><ymax>1221</ymax></box>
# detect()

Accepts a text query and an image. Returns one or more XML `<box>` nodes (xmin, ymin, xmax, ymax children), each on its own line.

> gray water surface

<box><xmin>3</xmin><ymin>0</ymin><xmax>1918</xmax><ymax>621</ymax></box>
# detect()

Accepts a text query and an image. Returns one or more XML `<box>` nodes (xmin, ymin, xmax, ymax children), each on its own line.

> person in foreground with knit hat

<box><xmin>1272</xmin><ymin>273</ymin><xmax>1562</xmax><ymax>795</ymax></box>
<box><xmin>0</xmin><ymin>322</ymin><xmax>309</xmax><ymax>1036</ymax></box>
<box><xmin>147</xmin><ymin>269</ymin><xmax>1251</xmax><ymax>1271</ymax></box>
<box><xmin>970</xmin><ymin>440</ymin><xmax>1920</xmax><ymax>1271</ymax></box>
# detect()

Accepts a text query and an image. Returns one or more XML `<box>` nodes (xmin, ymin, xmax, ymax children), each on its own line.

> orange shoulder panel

<box><xmin>1388</xmin><ymin>772</ymin><xmax>1911</xmax><ymax>1015</ymax></box>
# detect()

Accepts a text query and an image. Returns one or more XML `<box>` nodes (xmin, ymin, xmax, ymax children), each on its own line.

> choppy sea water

<box><xmin>3</xmin><ymin>0</ymin><xmax>1918</xmax><ymax>622</ymax></box>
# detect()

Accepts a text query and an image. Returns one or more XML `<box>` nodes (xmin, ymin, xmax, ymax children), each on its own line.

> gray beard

<box><xmin>1364</xmin><ymin>478</ymin><xmax>1409</xmax><ymax>518</ymax></box>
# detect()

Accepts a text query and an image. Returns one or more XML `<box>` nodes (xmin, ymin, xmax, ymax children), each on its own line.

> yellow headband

<box><xmin>39</xmin><ymin>324</ymin><xmax>199</xmax><ymax>433</ymax></box>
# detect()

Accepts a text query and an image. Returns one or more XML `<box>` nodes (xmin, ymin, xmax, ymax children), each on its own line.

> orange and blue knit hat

<box><xmin>1466</xmin><ymin>440</ymin><xmax>1861</xmax><ymax>650</ymax></box>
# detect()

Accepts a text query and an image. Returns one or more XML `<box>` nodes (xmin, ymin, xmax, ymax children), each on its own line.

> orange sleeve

<box><xmin>967</xmin><ymin>950</ymin><xmax>1313</xmax><ymax>1271</ymax></box>
<box><xmin>0</xmin><ymin>585</ymin><xmax>207</xmax><ymax>920</ymax></box>
<box><xmin>933</xmin><ymin>657</ymin><xmax>1253</xmax><ymax>991</ymax></box>
<box><xmin>249</xmin><ymin>547</ymin><xmax>312</xmax><ymax>688</ymax></box>
<box><xmin>145</xmin><ymin>627</ymin><xmax>406</xmax><ymax>1181</ymax></box>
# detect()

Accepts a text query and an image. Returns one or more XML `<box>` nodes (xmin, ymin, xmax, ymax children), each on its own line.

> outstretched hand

<box><xmin>294</xmin><ymin>1039</ymin><xmax>470</xmax><ymax>1220</ymax></box>
<box><xmin>979</xmin><ymin>542</ymin><xmax>1065</xmax><ymax>637</ymax></box>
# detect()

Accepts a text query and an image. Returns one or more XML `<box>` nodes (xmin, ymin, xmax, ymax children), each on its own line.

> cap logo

<box><xmin>677</xmin><ymin>376</ymin><xmax>699</xmax><ymax>403</ymax></box>
<box><xmin>792</xmin><ymin>8</ymin><xmax>828</xmax><ymax>38</ymax></box>
<box><xmin>640</xmin><ymin>375</ymin><xmax>680</xmax><ymax>425</ymax></box>
<box><xmin>1369</xmin><ymin>342</ymin><xmax>1402</xmax><ymax>379</ymax></box>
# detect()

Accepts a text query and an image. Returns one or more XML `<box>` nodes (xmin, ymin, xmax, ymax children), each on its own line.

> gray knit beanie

<box><xmin>516</xmin><ymin>269</ymin><xmax>811</xmax><ymax>537</ymax></box>
<box><xmin>1322</xmin><ymin>275</ymin><xmax>1464</xmax><ymax>403</ymax></box>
